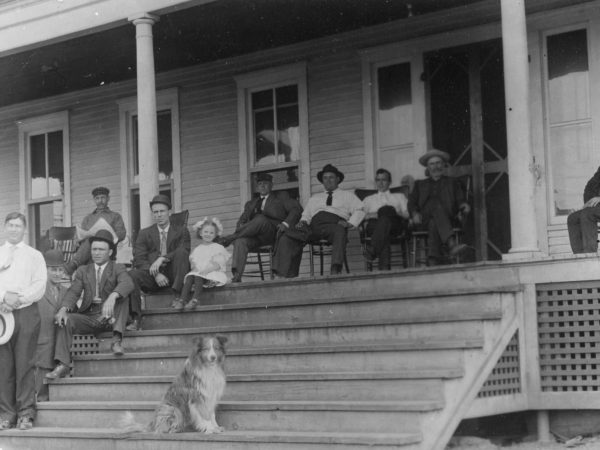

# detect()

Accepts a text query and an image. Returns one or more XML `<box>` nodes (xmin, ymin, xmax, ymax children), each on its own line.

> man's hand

<box><xmin>295</xmin><ymin>220</ymin><xmax>308</xmax><ymax>230</ymax></box>
<box><xmin>149</xmin><ymin>257</ymin><xmax>166</xmax><ymax>276</ymax></box>
<box><xmin>3</xmin><ymin>292</ymin><xmax>21</xmax><ymax>309</ymax></box>
<box><xmin>0</xmin><ymin>303</ymin><xmax>13</xmax><ymax>314</ymax></box>
<box><xmin>277</xmin><ymin>222</ymin><xmax>289</xmax><ymax>233</ymax></box>
<box><xmin>584</xmin><ymin>196</ymin><xmax>600</xmax><ymax>208</ymax></box>
<box><xmin>102</xmin><ymin>294</ymin><xmax>118</xmax><ymax>319</ymax></box>
<box><xmin>412</xmin><ymin>212</ymin><xmax>422</xmax><ymax>226</ymax></box>
<box><xmin>55</xmin><ymin>307</ymin><xmax>69</xmax><ymax>327</ymax></box>
<box><xmin>155</xmin><ymin>273</ymin><xmax>170</xmax><ymax>287</ymax></box>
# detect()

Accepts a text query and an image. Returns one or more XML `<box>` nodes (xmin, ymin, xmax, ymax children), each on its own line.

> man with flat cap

<box><xmin>46</xmin><ymin>230</ymin><xmax>133</xmax><ymax>379</ymax></box>
<box><xmin>273</xmin><ymin>164</ymin><xmax>364</xmax><ymax>277</ymax></box>
<box><xmin>408</xmin><ymin>149</ymin><xmax>470</xmax><ymax>265</ymax></box>
<box><xmin>220</xmin><ymin>173</ymin><xmax>302</xmax><ymax>282</ymax></box>
<box><xmin>127</xmin><ymin>195</ymin><xmax>190</xmax><ymax>330</ymax></box>
<box><xmin>65</xmin><ymin>186</ymin><xmax>127</xmax><ymax>275</ymax></box>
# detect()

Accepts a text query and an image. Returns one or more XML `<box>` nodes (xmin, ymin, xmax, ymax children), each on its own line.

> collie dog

<box><xmin>124</xmin><ymin>335</ymin><xmax>227</xmax><ymax>434</ymax></box>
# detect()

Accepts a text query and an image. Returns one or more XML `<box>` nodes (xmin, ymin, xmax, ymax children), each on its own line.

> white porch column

<box><xmin>130</xmin><ymin>13</ymin><xmax>159</xmax><ymax>228</ymax></box>
<box><xmin>500</xmin><ymin>0</ymin><xmax>541</xmax><ymax>258</ymax></box>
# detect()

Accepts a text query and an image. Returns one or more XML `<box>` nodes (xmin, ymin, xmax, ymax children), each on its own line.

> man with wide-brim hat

<box><xmin>46</xmin><ymin>230</ymin><xmax>134</xmax><ymax>379</ymax></box>
<box><xmin>34</xmin><ymin>249</ymin><xmax>69</xmax><ymax>401</ymax></box>
<box><xmin>64</xmin><ymin>186</ymin><xmax>126</xmax><ymax>275</ymax></box>
<box><xmin>219</xmin><ymin>172</ymin><xmax>302</xmax><ymax>283</ymax></box>
<box><xmin>273</xmin><ymin>164</ymin><xmax>364</xmax><ymax>277</ymax></box>
<box><xmin>408</xmin><ymin>148</ymin><xmax>471</xmax><ymax>265</ymax></box>
<box><xmin>127</xmin><ymin>194</ymin><xmax>190</xmax><ymax>328</ymax></box>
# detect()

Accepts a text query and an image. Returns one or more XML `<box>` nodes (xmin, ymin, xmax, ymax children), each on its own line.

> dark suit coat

<box><xmin>36</xmin><ymin>281</ymin><xmax>68</xmax><ymax>369</ymax></box>
<box><xmin>583</xmin><ymin>166</ymin><xmax>600</xmax><ymax>203</ymax></box>
<box><xmin>236</xmin><ymin>194</ymin><xmax>302</xmax><ymax>231</ymax></box>
<box><xmin>408</xmin><ymin>176</ymin><xmax>467</xmax><ymax>219</ymax></box>
<box><xmin>133</xmin><ymin>222</ymin><xmax>191</xmax><ymax>271</ymax></box>
<box><xmin>61</xmin><ymin>260</ymin><xmax>134</xmax><ymax>313</ymax></box>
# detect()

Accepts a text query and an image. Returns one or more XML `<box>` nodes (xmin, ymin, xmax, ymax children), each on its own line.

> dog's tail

<box><xmin>120</xmin><ymin>411</ymin><xmax>148</xmax><ymax>434</ymax></box>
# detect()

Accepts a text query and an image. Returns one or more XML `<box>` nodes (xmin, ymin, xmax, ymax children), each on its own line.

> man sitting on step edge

<box><xmin>128</xmin><ymin>195</ymin><xmax>190</xmax><ymax>325</ymax></box>
<box><xmin>46</xmin><ymin>230</ymin><xmax>134</xmax><ymax>379</ymax></box>
<box><xmin>219</xmin><ymin>172</ymin><xmax>302</xmax><ymax>282</ymax></box>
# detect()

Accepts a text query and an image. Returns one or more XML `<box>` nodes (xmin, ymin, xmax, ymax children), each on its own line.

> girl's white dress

<box><xmin>184</xmin><ymin>242</ymin><xmax>231</xmax><ymax>286</ymax></box>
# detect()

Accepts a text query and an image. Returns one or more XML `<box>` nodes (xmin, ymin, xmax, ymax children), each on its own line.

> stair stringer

<box><xmin>419</xmin><ymin>290</ymin><xmax>521</xmax><ymax>450</ymax></box>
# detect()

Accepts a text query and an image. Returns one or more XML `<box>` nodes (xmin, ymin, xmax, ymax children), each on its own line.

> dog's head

<box><xmin>191</xmin><ymin>335</ymin><xmax>227</xmax><ymax>366</ymax></box>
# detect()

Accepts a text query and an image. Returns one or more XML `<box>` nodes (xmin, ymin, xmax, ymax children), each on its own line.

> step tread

<box><xmin>38</xmin><ymin>399</ymin><xmax>444</xmax><ymax>412</ymax></box>
<box><xmin>51</xmin><ymin>368</ymin><xmax>463</xmax><ymax>384</ymax></box>
<box><xmin>75</xmin><ymin>338</ymin><xmax>483</xmax><ymax>361</ymax></box>
<box><xmin>0</xmin><ymin>427</ymin><xmax>422</xmax><ymax>445</ymax></box>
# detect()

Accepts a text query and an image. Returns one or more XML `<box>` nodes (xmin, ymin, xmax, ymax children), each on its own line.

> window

<box><xmin>18</xmin><ymin>111</ymin><xmax>71</xmax><ymax>248</ymax></box>
<box><xmin>235</xmin><ymin>63</ymin><xmax>309</xmax><ymax>203</ymax></box>
<box><xmin>118</xmin><ymin>88</ymin><xmax>181</xmax><ymax>239</ymax></box>
<box><xmin>544</xmin><ymin>28</ymin><xmax>593</xmax><ymax>217</ymax></box>
<box><xmin>377</xmin><ymin>62</ymin><xmax>413</xmax><ymax>151</ymax></box>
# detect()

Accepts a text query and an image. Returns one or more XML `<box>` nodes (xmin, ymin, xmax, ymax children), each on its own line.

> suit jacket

<box><xmin>236</xmin><ymin>194</ymin><xmax>302</xmax><ymax>231</ymax></box>
<box><xmin>61</xmin><ymin>260</ymin><xmax>134</xmax><ymax>313</ymax></box>
<box><xmin>408</xmin><ymin>176</ymin><xmax>467</xmax><ymax>218</ymax></box>
<box><xmin>583</xmin><ymin>166</ymin><xmax>600</xmax><ymax>203</ymax></box>
<box><xmin>36</xmin><ymin>281</ymin><xmax>68</xmax><ymax>368</ymax></box>
<box><xmin>133</xmin><ymin>222</ymin><xmax>191</xmax><ymax>271</ymax></box>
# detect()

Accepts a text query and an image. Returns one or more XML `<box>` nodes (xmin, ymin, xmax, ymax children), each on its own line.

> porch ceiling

<box><xmin>0</xmin><ymin>0</ymin><xmax>478</xmax><ymax>108</ymax></box>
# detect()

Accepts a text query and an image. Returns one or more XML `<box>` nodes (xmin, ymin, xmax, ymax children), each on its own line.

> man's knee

<box><xmin>567</xmin><ymin>211</ymin><xmax>580</xmax><ymax>225</ymax></box>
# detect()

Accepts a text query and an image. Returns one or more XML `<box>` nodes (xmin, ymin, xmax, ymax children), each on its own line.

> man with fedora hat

<box><xmin>34</xmin><ymin>249</ymin><xmax>69</xmax><ymax>401</ymax></box>
<box><xmin>220</xmin><ymin>172</ymin><xmax>302</xmax><ymax>282</ymax></box>
<box><xmin>273</xmin><ymin>164</ymin><xmax>364</xmax><ymax>277</ymax></box>
<box><xmin>128</xmin><ymin>194</ymin><xmax>190</xmax><ymax>328</ymax></box>
<box><xmin>64</xmin><ymin>186</ymin><xmax>127</xmax><ymax>275</ymax></box>
<box><xmin>0</xmin><ymin>212</ymin><xmax>47</xmax><ymax>430</ymax></box>
<box><xmin>46</xmin><ymin>230</ymin><xmax>134</xmax><ymax>379</ymax></box>
<box><xmin>408</xmin><ymin>149</ymin><xmax>470</xmax><ymax>265</ymax></box>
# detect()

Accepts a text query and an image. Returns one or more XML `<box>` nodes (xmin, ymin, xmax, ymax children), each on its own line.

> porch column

<box><xmin>130</xmin><ymin>13</ymin><xmax>159</xmax><ymax>228</ymax></box>
<box><xmin>500</xmin><ymin>0</ymin><xmax>541</xmax><ymax>258</ymax></box>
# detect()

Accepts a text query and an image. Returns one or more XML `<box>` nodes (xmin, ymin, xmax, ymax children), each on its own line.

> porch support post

<box><xmin>500</xmin><ymin>0</ymin><xmax>541</xmax><ymax>258</ymax></box>
<box><xmin>537</xmin><ymin>410</ymin><xmax>551</xmax><ymax>442</ymax></box>
<box><xmin>130</xmin><ymin>13</ymin><xmax>159</xmax><ymax>228</ymax></box>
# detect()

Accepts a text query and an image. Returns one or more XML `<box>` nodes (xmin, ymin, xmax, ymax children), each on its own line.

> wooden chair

<box><xmin>244</xmin><ymin>245</ymin><xmax>274</xmax><ymax>280</ymax></box>
<box><xmin>409</xmin><ymin>227</ymin><xmax>464</xmax><ymax>267</ymax></box>
<box><xmin>48</xmin><ymin>226</ymin><xmax>79</xmax><ymax>263</ymax></box>
<box><xmin>170</xmin><ymin>210</ymin><xmax>190</xmax><ymax>228</ymax></box>
<box><xmin>308</xmin><ymin>239</ymin><xmax>350</xmax><ymax>277</ymax></box>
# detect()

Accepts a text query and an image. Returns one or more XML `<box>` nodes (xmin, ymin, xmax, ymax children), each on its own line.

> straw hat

<box><xmin>0</xmin><ymin>311</ymin><xmax>15</xmax><ymax>345</ymax></box>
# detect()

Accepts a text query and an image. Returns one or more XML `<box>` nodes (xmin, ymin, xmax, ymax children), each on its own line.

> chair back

<box><xmin>170</xmin><ymin>210</ymin><xmax>189</xmax><ymax>228</ymax></box>
<box><xmin>48</xmin><ymin>226</ymin><xmax>78</xmax><ymax>263</ymax></box>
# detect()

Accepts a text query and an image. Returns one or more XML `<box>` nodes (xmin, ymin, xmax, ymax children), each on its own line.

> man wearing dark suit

<box><xmin>408</xmin><ymin>149</ymin><xmax>470</xmax><ymax>265</ymax></box>
<box><xmin>221</xmin><ymin>173</ymin><xmax>302</xmax><ymax>282</ymax></box>
<box><xmin>567</xmin><ymin>166</ymin><xmax>600</xmax><ymax>253</ymax></box>
<box><xmin>127</xmin><ymin>194</ymin><xmax>191</xmax><ymax>327</ymax></box>
<box><xmin>45</xmin><ymin>230</ymin><xmax>134</xmax><ymax>379</ymax></box>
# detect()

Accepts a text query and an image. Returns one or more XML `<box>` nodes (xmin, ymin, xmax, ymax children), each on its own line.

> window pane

<box><xmin>47</xmin><ymin>131</ymin><xmax>64</xmax><ymax>196</ymax></box>
<box><xmin>30</xmin><ymin>134</ymin><xmax>47</xmax><ymax>199</ymax></box>
<box><xmin>252</xmin><ymin>90</ymin><xmax>273</xmax><ymax>109</ymax></box>
<box><xmin>254</xmin><ymin>110</ymin><xmax>276</xmax><ymax>165</ymax></box>
<box><xmin>547</xmin><ymin>29</ymin><xmax>589</xmax><ymax>123</ymax></box>
<box><xmin>30</xmin><ymin>200</ymin><xmax>63</xmax><ymax>249</ymax></box>
<box><xmin>550</xmin><ymin>123</ymin><xmax>593</xmax><ymax>214</ymax></box>
<box><xmin>277</xmin><ymin>105</ymin><xmax>299</xmax><ymax>162</ymax></box>
<box><xmin>377</xmin><ymin>62</ymin><xmax>413</xmax><ymax>148</ymax></box>
<box><xmin>158</xmin><ymin>111</ymin><xmax>173</xmax><ymax>180</ymax></box>
<box><xmin>276</xmin><ymin>85</ymin><xmax>298</xmax><ymax>105</ymax></box>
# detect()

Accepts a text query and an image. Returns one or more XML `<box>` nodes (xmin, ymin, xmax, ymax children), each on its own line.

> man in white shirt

<box><xmin>0</xmin><ymin>212</ymin><xmax>47</xmax><ymax>431</ymax></box>
<box><xmin>362</xmin><ymin>168</ymin><xmax>410</xmax><ymax>270</ymax></box>
<box><xmin>273</xmin><ymin>164</ymin><xmax>364</xmax><ymax>277</ymax></box>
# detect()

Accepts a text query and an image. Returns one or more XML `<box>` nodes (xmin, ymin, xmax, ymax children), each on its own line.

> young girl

<box><xmin>173</xmin><ymin>217</ymin><xmax>230</xmax><ymax>311</ymax></box>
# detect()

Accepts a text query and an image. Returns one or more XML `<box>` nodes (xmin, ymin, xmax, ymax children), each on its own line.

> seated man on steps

<box><xmin>273</xmin><ymin>164</ymin><xmax>364</xmax><ymax>277</ymax></box>
<box><xmin>362</xmin><ymin>168</ymin><xmax>410</xmax><ymax>270</ymax></box>
<box><xmin>408</xmin><ymin>149</ymin><xmax>470</xmax><ymax>266</ymax></box>
<box><xmin>567</xmin><ymin>166</ymin><xmax>600</xmax><ymax>253</ymax></box>
<box><xmin>46</xmin><ymin>230</ymin><xmax>134</xmax><ymax>379</ymax></box>
<box><xmin>220</xmin><ymin>173</ymin><xmax>302</xmax><ymax>282</ymax></box>
<box><xmin>64</xmin><ymin>186</ymin><xmax>127</xmax><ymax>275</ymax></box>
<box><xmin>128</xmin><ymin>194</ymin><xmax>190</xmax><ymax>329</ymax></box>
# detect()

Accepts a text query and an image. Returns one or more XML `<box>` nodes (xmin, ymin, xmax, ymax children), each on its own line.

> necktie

<box><xmin>257</xmin><ymin>197</ymin><xmax>265</xmax><ymax>214</ymax></box>
<box><xmin>160</xmin><ymin>230</ymin><xmax>167</xmax><ymax>255</ymax></box>
<box><xmin>326</xmin><ymin>191</ymin><xmax>333</xmax><ymax>206</ymax></box>
<box><xmin>95</xmin><ymin>265</ymin><xmax>101</xmax><ymax>301</ymax></box>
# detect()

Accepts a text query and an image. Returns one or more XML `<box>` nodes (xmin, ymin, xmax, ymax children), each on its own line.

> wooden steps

<box><xmin>0</xmin><ymin>268</ymin><xmax>521</xmax><ymax>449</ymax></box>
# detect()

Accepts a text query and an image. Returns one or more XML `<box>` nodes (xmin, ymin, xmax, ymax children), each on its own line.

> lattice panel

<box><xmin>537</xmin><ymin>282</ymin><xmax>600</xmax><ymax>392</ymax></box>
<box><xmin>71</xmin><ymin>334</ymin><xmax>99</xmax><ymax>357</ymax></box>
<box><xmin>478</xmin><ymin>331</ymin><xmax>521</xmax><ymax>397</ymax></box>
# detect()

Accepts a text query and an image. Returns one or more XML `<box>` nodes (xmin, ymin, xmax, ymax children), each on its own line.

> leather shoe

<box><xmin>231</xmin><ymin>274</ymin><xmax>242</xmax><ymax>283</ymax></box>
<box><xmin>449</xmin><ymin>243</ymin><xmax>468</xmax><ymax>257</ymax></box>
<box><xmin>330</xmin><ymin>264</ymin><xmax>342</xmax><ymax>275</ymax></box>
<box><xmin>111</xmin><ymin>340</ymin><xmax>125</xmax><ymax>356</ymax></box>
<box><xmin>0</xmin><ymin>420</ymin><xmax>14</xmax><ymax>430</ymax></box>
<box><xmin>125</xmin><ymin>319</ymin><xmax>141</xmax><ymax>331</ymax></box>
<box><xmin>17</xmin><ymin>417</ymin><xmax>33</xmax><ymax>430</ymax></box>
<box><xmin>171</xmin><ymin>298</ymin><xmax>185</xmax><ymax>310</ymax></box>
<box><xmin>45</xmin><ymin>363</ymin><xmax>70</xmax><ymax>379</ymax></box>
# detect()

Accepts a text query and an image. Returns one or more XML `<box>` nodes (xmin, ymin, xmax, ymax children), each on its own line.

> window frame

<box><xmin>234</xmin><ymin>62</ymin><xmax>309</xmax><ymax>205</ymax></box>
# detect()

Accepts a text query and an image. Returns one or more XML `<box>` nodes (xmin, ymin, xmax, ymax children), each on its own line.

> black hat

<box><xmin>256</xmin><ymin>173</ymin><xmax>273</xmax><ymax>183</ymax></box>
<box><xmin>89</xmin><ymin>230</ymin><xmax>116</xmax><ymax>250</ymax></box>
<box><xmin>317</xmin><ymin>164</ymin><xmax>344</xmax><ymax>183</ymax></box>
<box><xmin>44</xmin><ymin>249</ymin><xmax>64</xmax><ymax>267</ymax></box>
<box><xmin>92</xmin><ymin>186</ymin><xmax>110</xmax><ymax>197</ymax></box>
<box><xmin>149</xmin><ymin>194</ymin><xmax>172</xmax><ymax>209</ymax></box>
